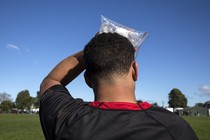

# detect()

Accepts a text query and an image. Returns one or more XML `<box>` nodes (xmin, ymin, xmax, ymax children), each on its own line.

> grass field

<box><xmin>0</xmin><ymin>114</ymin><xmax>209</xmax><ymax>140</ymax></box>
<box><xmin>183</xmin><ymin>116</ymin><xmax>210</xmax><ymax>140</ymax></box>
<box><xmin>0</xmin><ymin>114</ymin><xmax>44</xmax><ymax>140</ymax></box>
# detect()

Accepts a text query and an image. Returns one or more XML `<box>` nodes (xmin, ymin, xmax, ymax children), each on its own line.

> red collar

<box><xmin>89</xmin><ymin>101</ymin><xmax>152</xmax><ymax>111</ymax></box>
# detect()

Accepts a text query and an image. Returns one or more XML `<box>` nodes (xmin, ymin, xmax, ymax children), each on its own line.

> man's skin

<box><xmin>40</xmin><ymin>50</ymin><xmax>138</xmax><ymax>103</ymax></box>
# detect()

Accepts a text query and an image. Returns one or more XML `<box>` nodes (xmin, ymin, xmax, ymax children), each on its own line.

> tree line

<box><xmin>0</xmin><ymin>88</ymin><xmax>209</xmax><ymax>113</ymax></box>
<box><xmin>168</xmin><ymin>88</ymin><xmax>209</xmax><ymax>108</ymax></box>
<box><xmin>0</xmin><ymin>90</ymin><xmax>40</xmax><ymax>113</ymax></box>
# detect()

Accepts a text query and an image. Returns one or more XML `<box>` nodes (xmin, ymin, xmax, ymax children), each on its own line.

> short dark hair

<box><xmin>84</xmin><ymin>33</ymin><xmax>134</xmax><ymax>80</ymax></box>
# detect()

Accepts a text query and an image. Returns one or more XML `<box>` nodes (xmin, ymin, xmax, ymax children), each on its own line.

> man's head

<box><xmin>84</xmin><ymin>33</ymin><xmax>136</xmax><ymax>85</ymax></box>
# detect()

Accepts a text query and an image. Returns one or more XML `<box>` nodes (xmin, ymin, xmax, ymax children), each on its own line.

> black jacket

<box><xmin>39</xmin><ymin>85</ymin><xmax>198</xmax><ymax>140</ymax></box>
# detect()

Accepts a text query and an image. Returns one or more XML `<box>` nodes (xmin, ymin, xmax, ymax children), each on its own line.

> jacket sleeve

<box><xmin>39</xmin><ymin>85</ymin><xmax>84</xmax><ymax>140</ymax></box>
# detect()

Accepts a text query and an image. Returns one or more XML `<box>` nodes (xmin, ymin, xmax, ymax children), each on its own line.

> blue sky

<box><xmin>0</xmin><ymin>0</ymin><xmax>210</xmax><ymax>107</ymax></box>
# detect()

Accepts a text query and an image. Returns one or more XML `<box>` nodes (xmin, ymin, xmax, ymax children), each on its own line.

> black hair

<box><xmin>84</xmin><ymin>33</ymin><xmax>134</xmax><ymax>80</ymax></box>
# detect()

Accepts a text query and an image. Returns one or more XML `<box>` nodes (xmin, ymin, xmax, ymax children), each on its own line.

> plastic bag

<box><xmin>99</xmin><ymin>15</ymin><xmax>148</xmax><ymax>58</ymax></box>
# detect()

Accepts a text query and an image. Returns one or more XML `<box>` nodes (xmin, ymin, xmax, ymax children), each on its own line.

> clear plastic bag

<box><xmin>99</xmin><ymin>15</ymin><xmax>148</xmax><ymax>58</ymax></box>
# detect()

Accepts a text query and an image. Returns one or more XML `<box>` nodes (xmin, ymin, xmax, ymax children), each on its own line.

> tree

<box><xmin>168</xmin><ymin>88</ymin><xmax>187</xmax><ymax>108</ymax></box>
<box><xmin>152</xmin><ymin>102</ymin><xmax>159</xmax><ymax>107</ymax></box>
<box><xmin>195</xmin><ymin>102</ymin><xmax>204</xmax><ymax>107</ymax></box>
<box><xmin>204</xmin><ymin>101</ymin><xmax>210</xmax><ymax>108</ymax></box>
<box><xmin>15</xmin><ymin>90</ymin><xmax>31</xmax><ymax>109</ymax></box>
<box><xmin>36</xmin><ymin>91</ymin><xmax>41</xmax><ymax>99</ymax></box>
<box><xmin>0</xmin><ymin>100</ymin><xmax>13</xmax><ymax>113</ymax></box>
<box><xmin>31</xmin><ymin>91</ymin><xmax>41</xmax><ymax>108</ymax></box>
<box><xmin>0</xmin><ymin>92</ymin><xmax>12</xmax><ymax>103</ymax></box>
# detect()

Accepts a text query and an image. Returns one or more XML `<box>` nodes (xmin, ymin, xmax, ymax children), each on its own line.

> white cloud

<box><xmin>199</xmin><ymin>85</ymin><xmax>210</xmax><ymax>96</ymax></box>
<box><xmin>7</xmin><ymin>44</ymin><xmax>20</xmax><ymax>50</ymax></box>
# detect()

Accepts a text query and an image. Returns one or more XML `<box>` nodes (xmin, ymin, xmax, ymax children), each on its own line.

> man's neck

<box><xmin>93</xmin><ymin>77</ymin><xmax>137</xmax><ymax>103</ymax></box>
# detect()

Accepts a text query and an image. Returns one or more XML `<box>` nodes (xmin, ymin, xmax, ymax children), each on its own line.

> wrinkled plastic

<box><xmin>99</xmin><ymin>15</ymin><xmax>148</xmax><ymax>58</ymax></box>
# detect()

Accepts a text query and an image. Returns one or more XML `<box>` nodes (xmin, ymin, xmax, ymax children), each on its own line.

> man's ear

<box><xmin>132</xmin><ymin>61</ymin><xmax>138</xmax><ymax>81</ymax></box>
<box><xmin>84</xmin><ymin>71</ymin><xmax>92</xmax><ymax>88</ymax></box>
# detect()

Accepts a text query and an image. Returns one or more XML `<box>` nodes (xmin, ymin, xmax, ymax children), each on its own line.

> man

<box><xmin>39</xmin><ymin>33</ymin><xmax>198</xmax><ymax>140</ymax></box>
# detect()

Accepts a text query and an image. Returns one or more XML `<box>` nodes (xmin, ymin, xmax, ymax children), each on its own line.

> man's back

<box><xmin>40</xmin><ymin>85</ymin><xmax>198</xmax><ymax>140</ymax></box>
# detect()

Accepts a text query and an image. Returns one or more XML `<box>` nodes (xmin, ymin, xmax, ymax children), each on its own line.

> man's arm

<box><xmin>40</xmin><ymin>51</ymin><xmax>85</xmax><ymax>95</ymax></box>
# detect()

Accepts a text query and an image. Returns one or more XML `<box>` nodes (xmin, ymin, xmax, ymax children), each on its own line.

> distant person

<box><xmin>39</xmin><ymin>33</ymin><xmax>198</xmax><ymax>140</ymax></box>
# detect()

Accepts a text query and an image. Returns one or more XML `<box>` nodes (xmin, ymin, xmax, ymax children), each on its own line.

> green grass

<box><xmin>0</xmin><ymin>114</ymin><xmax>44</xmax><ymax>140</ymax></box>
<box><xmin>0</xmin><ymin>114</ymin><xmax>209</xmax><ymax>140</ymax></box>
<box><xmin>183</xmin><ymin>116</ymin><xmax>210</xmax><ymax>140</ymax></box>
